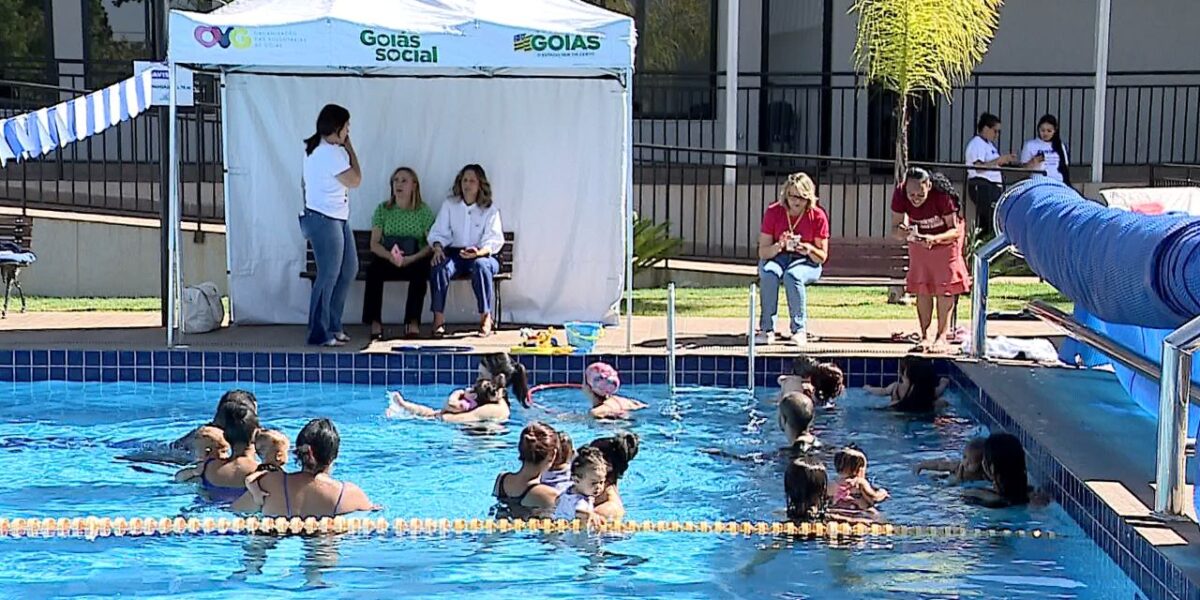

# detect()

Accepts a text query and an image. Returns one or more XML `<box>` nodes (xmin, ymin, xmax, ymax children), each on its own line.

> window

<box><xmin>585</xmin><ymin>0</ymin><xmax>718</xmax><ymax>119</ymax></box>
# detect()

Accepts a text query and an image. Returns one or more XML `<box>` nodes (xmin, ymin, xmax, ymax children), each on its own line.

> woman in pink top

<box><xmin>755</xmin><ymin>172</ymin><xmax>830</xmax><ymax>346</ymax></box>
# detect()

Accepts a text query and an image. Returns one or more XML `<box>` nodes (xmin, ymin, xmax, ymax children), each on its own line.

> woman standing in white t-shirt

<box><xmin>299</xmin><ymin>104</ymin><xmax>362</xmax><ymax>346</ymax></box>
<box><xmin>1020</xmin><ymin>114</ymin><xmax>1070</xmax><ymax>185</ymax></box>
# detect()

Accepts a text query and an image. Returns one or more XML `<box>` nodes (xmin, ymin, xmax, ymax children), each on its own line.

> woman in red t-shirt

<box><xmin>891</xmin><ymin>168</ymin><xmax>971</xmax><ymax>352</ymax></box>
<box><xmin>755</xmin><ymin>172</ymin><xmax>830</xmax><ymax>346</ymax></box>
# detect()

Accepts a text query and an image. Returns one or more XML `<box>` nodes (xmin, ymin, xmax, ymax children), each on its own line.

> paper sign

<box><xmin>133</xmin><ymin>61</ymin><xmax>195</xmax><ymax>107</ymax></box>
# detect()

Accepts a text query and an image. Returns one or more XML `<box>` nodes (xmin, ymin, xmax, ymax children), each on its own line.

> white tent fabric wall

<box><xmin>224</xmin><ymin>74</ymin><xmax>625</xmax><ymax>326</ymax></box>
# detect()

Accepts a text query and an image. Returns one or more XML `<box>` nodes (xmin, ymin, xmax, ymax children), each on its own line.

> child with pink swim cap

<box><xmin>584</xmin><ymin>362</ymin><xmax>646</xmax><ymax>419</ymax></box>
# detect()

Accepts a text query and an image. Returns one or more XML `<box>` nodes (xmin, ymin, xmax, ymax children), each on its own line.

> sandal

<box><xmin>431</xmin><ymin>325</ymin><xmax>446</xmax><ymax>339</ymax></box>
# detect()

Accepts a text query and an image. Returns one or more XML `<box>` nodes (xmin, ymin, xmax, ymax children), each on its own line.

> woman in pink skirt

<box><xmin>890</xmin><ymin>168</ymin><xmax>971</xmax><ymax>352</ymax></box>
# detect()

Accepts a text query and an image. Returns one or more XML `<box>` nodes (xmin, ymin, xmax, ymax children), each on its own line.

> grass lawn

<box><xmin>22</xmin><ymin>281</ymin><xmax>1070</xmax><ymax>320</ymax></box>
<box><xmin>630</xmin><ymin>281</ymin><xmax>1071</xmax><ymax>319</ymax></box>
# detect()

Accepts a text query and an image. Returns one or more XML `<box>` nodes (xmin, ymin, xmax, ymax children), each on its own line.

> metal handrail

<box><xmin>1025</xmin><ymin>301</ymin><xmax>1200</xmax><ymax>406</ymax></box>
<box><xmin>634</xmin><ymin>143</ymin><xmax>1043</xmax><ymax>175</ymax></box>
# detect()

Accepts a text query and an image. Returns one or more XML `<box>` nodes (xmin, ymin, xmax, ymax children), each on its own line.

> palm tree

<box><xmin>850</xmin><ymin>0</ymin><xmax>1004</xmax><ymax>184</ymax></box>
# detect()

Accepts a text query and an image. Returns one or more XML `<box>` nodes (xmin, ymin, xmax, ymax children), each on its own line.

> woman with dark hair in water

<box><xmin>193</xmin><ymin>398</ymin><xmax>260</xmax><ymax>502</ymax></box>
<box><xmin>492</xmin><ymin>422</ymin><xmax>561</xmax><ymax>518</ymax></box>
<box><xmin>963</xmin><ymin>432</ymin><xmax>1036</xmax><ymax>508</ymax></box>
<box><xmin>586</xmin><ymin>432</ymin><xmax>640</xmax><ymax>519</ymax></box>
<box><xmin>235</xmin><ymin>418</ymin><xmax>374</xmax><ymax>517</ymax></box>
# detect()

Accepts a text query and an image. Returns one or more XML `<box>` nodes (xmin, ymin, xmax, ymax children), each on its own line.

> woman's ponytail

<box><xmin>512</xmin><ymin>363</ymin><xmax>531</xmax><ymax>408</ymax></box>
<box><xmin>303</xmin><ymin>133</ymin><xmax>321</xmax><ymax>155</ymax></box>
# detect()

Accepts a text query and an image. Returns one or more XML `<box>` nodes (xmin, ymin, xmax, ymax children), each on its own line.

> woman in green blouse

<box><xmin>362</xmin><ymin>167</ymin><xmax>435</xmax><ymax>339</ymax></box>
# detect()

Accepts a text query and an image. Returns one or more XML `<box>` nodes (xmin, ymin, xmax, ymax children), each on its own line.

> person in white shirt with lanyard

<box><xmin>426</xmin><ymin>164</ymin><xmax>505</xmax><ymax>338</ymax></box>
<box><xmin>299</xmin><ymin>104</ymin><xmax>362</xmax><ymax>347</ymax></box>
<box><xmin>964</xmin><ymin>113</ymin><xmax>1016</xmax><ymax>239</ymax></box>
<box><xmin>1019</xmin><ymin>114</ymin><xmax>1070</xmax><ymax>185</ymax></box>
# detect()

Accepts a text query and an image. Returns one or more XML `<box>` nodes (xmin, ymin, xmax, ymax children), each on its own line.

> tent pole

<box><xmin>723</xmin><ymin>0</ymin><xmax>739</xmax><ymax>186</ymax></box>
<box><xmin>1090</xmin><ymin>0</ymin><xmax>1110</xmax><ymax>183</ymax></box>
<box><xmin>623</xmin><ymin>68</ymin><xmax>634</xmax><ymax>352</ymax></box>
<box><xmin>166</xmin><ymin>60</ymin><xmax>180</xmax><ymax>347</ymax></box>
<box><xmin>219</xmin><ymin>70</ymin><xmax>234</xmax><ymax>326</ymax></box>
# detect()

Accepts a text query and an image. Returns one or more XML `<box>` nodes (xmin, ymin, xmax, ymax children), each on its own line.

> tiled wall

<box><xmin>0</xmin><ymin>349</ymin><xmax>905</xmax><ymax>389</ymax></box>
<box><xmin>948</xmin><ymin>364</ymin><xmax>1191</xmax><ymax>600</ymax></box>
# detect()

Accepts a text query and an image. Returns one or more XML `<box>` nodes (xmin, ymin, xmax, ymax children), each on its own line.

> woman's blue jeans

<box><xmin>429</xmin><ymin>247</ymin><xmax>499</xmax><ymax>316</ymax></box>
<box><xmin>759</xmin><ymin>254</ymin><xmax>822</xmax><ymax>334</ymax></box>
<box><xmin>299</xmin><ymin>209</ymin><xmax>358</xmax><ymax>345</ymax></box>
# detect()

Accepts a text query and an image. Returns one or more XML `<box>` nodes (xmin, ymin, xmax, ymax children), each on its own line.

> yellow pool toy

<box><xmin>510</xmin><ymin>327</ymin><xmax>575</xmax><ymax>355</ymax></box>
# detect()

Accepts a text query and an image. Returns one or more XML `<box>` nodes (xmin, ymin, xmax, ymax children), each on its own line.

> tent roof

<box><xmin>185</xmin><ymin>0</ymin><xmax>628</xmax><ymax>33</ymax></box>
<box><xmin>170</xmin><ymin>0</ymin><xmax>634</xmax><ymax>72</ymax></box>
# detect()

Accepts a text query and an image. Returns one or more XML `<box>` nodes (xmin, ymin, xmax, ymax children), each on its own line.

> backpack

<box><xmin>181</xmin><ymin>282</ymin><xmax>224</xmax><ymax>334</ymax></box>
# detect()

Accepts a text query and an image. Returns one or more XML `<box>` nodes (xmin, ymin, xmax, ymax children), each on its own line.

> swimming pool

<box><xmin>0</xmin><ymin>377</ymin><xmax>1143</xmax><ymax>598</ymax></box>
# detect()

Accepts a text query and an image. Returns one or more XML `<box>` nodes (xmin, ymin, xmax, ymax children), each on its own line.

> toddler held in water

<box><xmin>174</xmin><ymin>426</ymin><xmax>230</xmax><ymax>482</ymax></box>
<box><xmin>387</xmin><ymin>378</ymin><xmax>504</xmax><ymax>419</ymax></box>
<box><xmin>585</xmin><ymin>362</ymin><xmax>646</xmax><ymax>418</ymax></box>
<box><xmin>553</xmin><ymin>445</ymin><xmax>609</xmax><ymax>524</ymax></box>
<box><xmin>915</xmin><ymin>437</ymin><xmax>987</xmax><ymax>483</ymax></box>
<box><xmin>254</xmin><ymin>429</ymin><xmax>290</xmax><ymax>472</ymax></box>
<box><xmin>542</xmin><ymin>431</ymin><xmax>575</xmax><ymax>493</ymax></box>
<box><xmin>829</xmin><ymin>446</ymin><xmax>889</xmax><ymax>512</ymax></box>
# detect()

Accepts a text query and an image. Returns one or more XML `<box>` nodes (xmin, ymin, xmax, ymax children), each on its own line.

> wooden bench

<box><xmin>0</xmin><ymin>215</ymin><xmax>32</xmax><ymax>317</ymax></box>
<box><xmin>300</xmin><ymin>231</ymin><xmax>514</xmax><ymax>324</ymax></box>
<box><xmin>817</xmin><ymin>237</ymin><xmax>908</xmax><ymax>286</ymax></box>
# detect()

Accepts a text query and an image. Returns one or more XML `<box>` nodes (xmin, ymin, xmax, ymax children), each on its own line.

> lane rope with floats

<box><xmin>0</xmin><ymin>516</ymin><xmax>1058</xmax><ymax>540</ymax></box>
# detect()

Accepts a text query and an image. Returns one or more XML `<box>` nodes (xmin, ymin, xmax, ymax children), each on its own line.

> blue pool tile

<box><xmin>715</xmin><ymin>373</ymin><xmax>732</xmax><ymax>387</ymax></box>
<box><xmin>402</xmin><ymin>354</ymin><xmax>418</xmax><ymax>370</ymax></box>
<box><xmin>60</xmin><ymin>350</ymin><xmax>76</xmax><ymax>366</ymax></box>
<box><xmin>0</xmin><ymin>367</ymin><xmax>12</xmax><ymax>381</ymax></box>
<box><xmin>115</xmin><ymin>351</ymin><xmax>133</xmax><ymax>366</ymax></box>
<box><xmin>452</xmin><ymin>354</ymin><xmax>471</xmax><ymax>371</ymax></box>
<box><xmin>336</xmin><ymin>370</ymin><xmax>354</xmax><ymax>384</ymax></box>
<box><xmin>118</xmin><ymin>367</ymin><xmax>134</xmax><ymax>381</ymax></box>
<box><xmin>13</xmin><ymin>350</ymin><xmax>30</xmax><ymax>366</ymax></box>
<box><xmin>237</xmin><ymin>369</ymin><xmax>254</xmax><ymax>382</ymax></box>
<box><xmin>221</xmin><ymin>352</ymin><xmax>238</xmax><ymax>368</ymax></box>
<box><xmin>650</xmin><ymin>356</ymin><xmax>668</xmax><ymax>372</ymax></box>
<box><xmin>435</xmin><ymin>354</ymin><xmax>453</xmax><ymax>370</ymax></box>
<box><xmin>353</xmin><ymin>371</ymin><xmax>370</xmax><ymax>385</ymax></box>
<box><xmin>67</xmin><ymin>367</ymin><xmax>83</xmax><ymax>381</ymax></box>
<box><xmin>435</xmin><ymin>371</ymin><xmax>452</xmax><ymax>385</ymax></box>
<box><xmin>698</xmin><ymin>372</ymin><xmax>717</xmax><ymax>387</ymax></box>
<box><xmin>732</xmin><ymin>373</ymin><xmax>748</xmax><ymax>388</ymax></box>
<box><xmin>30</xmin><ymin>367</ymin><xmax>46</xmax><ymax>380</ymax></box>
<box><xmin>186</xmin><ymin>369</ymin><xmax>203</xmax><ymax>382</ymax></box>
<box><xmin>170</xmin><ymin>369</ymin><xmax>186</xmax><ymax>383</ymax></box>
<box><xmin>254</xmin><ymin>369</ymin><xmax>271</xmax><ymax>383</ymax></box>
<box><xmin>14</xmin><ymin>368</ymin><xmax>30</xmax><ymax>382</ymax></box>
<box><xmin>100</xmin><ymin>351</ymin><xmax>117</xmax><ymax>366</ymax></box>
<box><xmin>82</xmin><ymin>351</ymin><xmax>100</xmax><ymax>366</ymax></box>
<box><xmin>153</xmin><ymin>369</ymin><xmax>170</xmax><ymax>383</ymax></box>
<box><xmin>169</xmin><ymin>352</ymin><xmax>186</xmax><ymax>367</ymax></box>
<box><xmin>386</xmin><ymin>370</ymin><xmax>402</xmax><ymax>386</ymax></box>
<box><xmin>371</xmin><ymin>354</ymin><xmax>387</xmax><ymax>370</ymax></box>
<box><xmin>255</xmin><ymin>353</ymin><xmax>271</xmax><ymax>368</ymax></box>
<box><xmin>101</xmin><ymin>368</ymin><xmax>118</xmax><ymax>382</ymax></box>
<box><xmin>135</xmin><ymin>368</ymin><xmax>152</xmax><ymax>382</ymax></box>
<box><xmin>187</xmin><ymin>352</ymin><xmax>204</xmax><ymax>367</ymax></box>
<box><xmin>268</xmin><ymin>370</ymin><xmax>286</xmax><ymax>383</ymax></box>
<box><xmin>353</xmin><ymin>354</ymin><xmax>370</xmax><ymax>370</ymax></box>
<box><xmin>337</xmin><ymin>354</ymin><xmax>354</xmax><ymax>369</ymax></box>
<box><xmin>221</xmin><ymin>369</ymin><xmax>238</xmax><ymax>382</ymax></box>
<box><xmin>370</xmin><ymin>371</ymin><xmax>386</xmax><ymax>386</ymax></box>
<box><xmin>49</xmin><ymin>367</ymin><xmax>66</xmax><ymax>380</ymax></box>
<box><xmin>201</xmin><ymin>352</ymin><xmax>219</xmax><ymax>368</ymax></box>
<box><xmin>699</xmin><ymin>356</ymin><xmax>716</xmax><ymax>372</ymax></box>
<box><xmin>84</xmin><ymin>367</ymin><xmax>100</xmax><ymax>381</ymax></box>
<box><xmin>320</xmin><ymin>354</ymin><xmax>338</xmax><ymax>368</ymax></box>
<box><xmin>420</xmin><ymin>354</ymin><xmax>436</xmax><ymax>370</ymax></box>
<box><xmin>151</xmin><ymin>351</ymin><xmax>167</xmax><ymax>366</ymax></box>
<box><xmin>237</xmin><ymin>352</ymin><xmax>254</xmax><ymax>368</ymax></box>
<box><xmin>286</xmin><ymin>353</ymin><xmax>304</xmax><ymax>368</ymax></box>
<box><xmin>0</xmin><ymin>351</ymin><xmax>11</xmax><ymax>366</ymax></box>
<box><xmin>303</xmin><ymin>370</ymin><xmax>319</xmax><ymax>383</ymax></box>
<box><xmin>304</xmin><ymin>354</ymin><xmax>320</xmax><ymax>368</ymax></box>
<box><xmin>203</xmin><ymin>368</ymin><xmax>222</xmax><ymax>382</ymax></box>
<box><xmin>287</xmin><ymin>370</ymin><xmax>304</xmax><ymax>383</ymax></box>
<box><xmin>32</xmin><ymin>350</ymin><xmax>48</xmax><ymax>366</ymax></box>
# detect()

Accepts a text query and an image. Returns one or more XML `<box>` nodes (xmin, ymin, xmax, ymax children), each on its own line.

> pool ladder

<box><xmin>665</xmin><ymin>282</ymin><xmax>756</xmax><ymax>396</ymax></box>
<box><xmin>971</xmin><ymin>227</ymin><xmax>1200</xmax><ymax>521</ymax></box>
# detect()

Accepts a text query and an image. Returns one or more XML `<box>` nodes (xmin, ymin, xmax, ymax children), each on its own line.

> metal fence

<box><xmin>1149</xmin><ymin>163</ymin><xmax>1200</xmax><ymax>188</ymax></box>
<box><xmin>634</xmin><ymin>143</ymin><xmax>1035</xmax><ymax>265</ymax></box>
<box><xmin>635</xmin><ymin>70</ymin><xmax>1200</xmax><ymax>168</ymax></box>
<box><xmin>0</xmin><ymin>59</ymin><xmax>224</xmax><ymax>223</ymax></box>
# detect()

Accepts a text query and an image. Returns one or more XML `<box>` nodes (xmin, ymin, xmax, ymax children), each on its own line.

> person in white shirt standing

<box><xmin>426</xmin><ymin>164</ymin><xmax>505</xmax><ymax>337</ymax></box>
<box><xmin>964</xmin><ymin>113</ymin><xmax>1016</xmax><ymax>239</ymax></box>
<box><xmin>1020</xmin><ymin>114</ymin><xmax>1070</xmax><ymax>185</ymax></box>
<box><xmin>299</xmin><ymin>104</ymin><xmax>362</xmax><ymax>347</ymax></box>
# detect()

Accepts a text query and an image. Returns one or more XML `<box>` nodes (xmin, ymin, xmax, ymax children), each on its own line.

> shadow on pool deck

<box><xmin>959</xmin><ymin>361</ymin><xmax>1200</xmax><ymax>593</ymax></box>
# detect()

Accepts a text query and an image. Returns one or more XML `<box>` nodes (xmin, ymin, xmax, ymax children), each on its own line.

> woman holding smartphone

<box><xmin>1020</xmin><ymin>114</ymin><xmax>1070</xmax><ymax>184</ymax></box>
<box><xmin>754</xmin><ymin>172</ymin><xmax>830</xmax><ymax>347</ymax></box>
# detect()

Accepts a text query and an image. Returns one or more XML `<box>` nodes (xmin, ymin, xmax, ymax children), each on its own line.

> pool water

<box><xmin>0</xmin><ymin>380</ymin><xmax>1142</xmax><ymax>599</ymax></box>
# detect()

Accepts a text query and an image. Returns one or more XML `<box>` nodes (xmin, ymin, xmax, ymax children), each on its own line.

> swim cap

<box><xmin>585</xmin><ymin>362</ymin><xmax>621</xmax><ymax>398</ymax></box>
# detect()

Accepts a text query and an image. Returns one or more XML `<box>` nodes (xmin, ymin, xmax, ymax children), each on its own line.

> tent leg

<box><xmin>1091</xmin><ymin>0</ymin><xmax>1110</xmax><ymax>183</ymax></box>
<box><xmin>219</xmin><ymin>71</ymin><xmax>234</xmax><ymax>326</ymax></box>
<box><xmin>166</xmin><ymin>61</ymin><xmax>180</xmax><ymax>347</ymax></box>
<box><xmin>623</xmin><ymin>70</ymin><xmax>634</xmax><ymax>352</ymax></box>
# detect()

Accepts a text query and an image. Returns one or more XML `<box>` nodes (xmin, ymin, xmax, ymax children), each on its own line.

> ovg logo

<box><xmin>513</xmin><ymin>32</ymin><xmax>601</xmax><ymax>54</ymax></box>
<box><xmin>194</xmin><ymin>26</ymin><xmax>252</xmax><ymax>49</ymax></box>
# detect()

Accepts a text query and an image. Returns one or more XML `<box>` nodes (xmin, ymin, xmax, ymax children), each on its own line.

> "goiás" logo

<box><xmin>513</xmin><ymin>32</ymin><xmax>601</xmax><ymax>55</ymax></box>
<box><xmin>194</xmin><ymin>26</ymin><xmax>252</xmax><ymax>49</ymax></box>
<box><xmin>360</xmin><ymin>30</ymin><xmax>439</xmax><ymax>63</ymax></box>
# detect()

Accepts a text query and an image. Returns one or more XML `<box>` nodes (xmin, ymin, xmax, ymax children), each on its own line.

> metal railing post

<box><xmin>1155</xmin><ymin>315</ymin><xmax>1200</xmax><ymax>518</ymax></box>
<box><xmin>667</xmin><ymin>282</ymin><xmax>677</xmax><ymax>395</ymax></box>
<box><xmin>747</xmin><ymin>282</ymin><xmax>757</xmax><ymax>393</ymax></box>
<box><xmin>969</xmin><ymin>233</ymin><xmax>1010</xmax><ymax>358</ymax></box>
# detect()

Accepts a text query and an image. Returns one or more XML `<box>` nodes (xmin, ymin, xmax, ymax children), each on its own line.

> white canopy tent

<box><xmin>165</xmin><ymin>0</ymin><xmax>636</xmax><ymax>347</ymax></box>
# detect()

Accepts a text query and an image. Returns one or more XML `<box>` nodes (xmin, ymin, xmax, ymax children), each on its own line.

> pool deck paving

<box><xmin>0</xmin><ymin>311</ymin><xmax>1059</xmax><ymax>355</ymax></box>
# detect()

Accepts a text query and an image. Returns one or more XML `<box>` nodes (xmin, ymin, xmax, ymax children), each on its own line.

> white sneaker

<box><xmin>792</xmin><ymin>330</ymin><xmax>808</xmax><ymax>346</ymax></box>
<box><xmin>753</xmin><ymin>330</ymin><xmax>774</xmax><ymax>345</ymax></box>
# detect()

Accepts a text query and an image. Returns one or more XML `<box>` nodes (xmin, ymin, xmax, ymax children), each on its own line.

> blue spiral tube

<box><xmin>996</xmin><ymin>178</ymin><xmax>1200</xmax><ymax>329</ymax></box>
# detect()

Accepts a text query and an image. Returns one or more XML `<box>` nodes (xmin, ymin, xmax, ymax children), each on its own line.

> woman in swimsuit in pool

<box><xmin>196</xmin><ymin>398</ymin><xmax>261</xmax><ymax>502</ymax></box>
<box><xmin>234</xmin><ymin>418</ymin><xmax>374</xmax><ymax>517</ymax></box>
<box><xmin>492</xmin><ymin>422</ymin><xmax>560</xmax><ymax>518</ymax></box>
